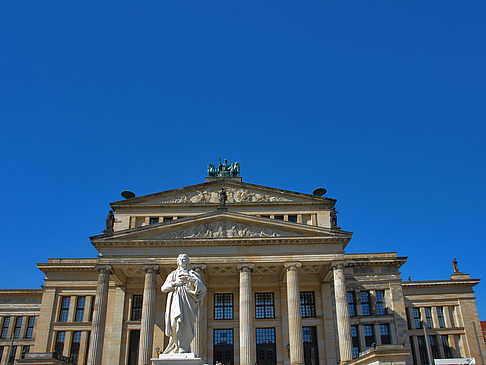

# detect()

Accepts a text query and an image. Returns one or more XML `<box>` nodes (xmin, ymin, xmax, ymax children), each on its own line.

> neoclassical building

<box><xmin>0</xmin><ymin>173</ymin><xmax>484</xmax><ymax>365</ymax></box>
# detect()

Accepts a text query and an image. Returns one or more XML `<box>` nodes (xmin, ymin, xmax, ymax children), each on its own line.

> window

<box><xmin>214</xmin><ymin>329</ymin><xmax>234</xmax><ymax>365</ymax></box>
<box><xmin>442</xmin><ymin>335</ymin><xmax>452</xmax><ymax>358</ymax></box>
<box><xmin>59</xmin><ymin>297</ymin><xmax>70</xmax><ymax>322</ymax></box>
<box><xmin>303</xmin><ymin>327</ymin><xmax>319</xmax><ymax>365</ymax></box>
<box><xmin>417</xmin><ymin>336</ymin><xmax>428</xmax><ymax>364</ymax></box>
<box><xmin>163</xmin><ymin>217</ymin><xmax>173</xmax><ymax>222</ymax></box>
<box><xmin>131</xmin><ymin>295</ymin><xmax>143</xmax><ymax>321</ymax></box>
<box><xmin>149</xmin><ymin>217</ymin><xmax>159</xmax><ymax>224</ymax></box>
<box><xmin>351</xmin><ymin>325</ymin><xmax>360</xmax><ymax>359</ymax></box>
<box><xmin>25</xmin><ymin>317</ymin><xmax>35</xmax><ymax>339</ymax></box>
<box><xmin>8</xmin><ymin>345</ymin><xmax>17</xmax><ymax>364</ymax></box>
<box><xmin>274</xmin><ymin>215</ymin><xmax>284</xmax><ymax>221</ymax></box>
<box><xmin>89</xmin><ymin>296</ymin><xmax>95</xmax><ymax>321</ymax></box>
<box><xmin>363</xmin><ymin>325</ymin><xmax>375</xmax><ymax>349</ymax></box>
<box><xmin>430</xmin><ymin>335</ymin><xmax>440</xmax><ymax>359</ymax></box>
<box><xmin>360</xmin><ymin>291</ymin><xmax>371</xmax><ymax>316</ymax></box>
<box><xmin>127</xmin><ymin>330</ymin><xmax>140</xmax><ymax>365</ymax></box>
<box><xmin>256</xmin><ymin>328</ymin><xmax>276</xmax><ymax>365</ymax></box>
<box><xmin>347</xmin><ymin>292</ymin><xmax>356</xmax><ymax>317</ymax></box>
<box><xmin>376</xmin><ymin>290</ymin><xmax>386</xmax><ymax>315</ymax></box>
<box><xmin>13</xmin><ymin>317</ymin><xmax>22</xmax><ymax>339</ymax></box>
<box><xmin>1</xmin><ymin>317</ymin><xmax>10</xmax><ymax>339</ymax></box>
<box><xmin>412</xmin><ymin>308</ymin><xmax>422</xmax><ymax>329</ymax></box>
<box><xmin>255</xmin><ymin>293</ymin><xmax>275</xmax><ymax>319</ymax></box>
<box><xmin>75</xmin><ymin>297</ymin><xmax>86</xmax><ymax>322</ymax></box>
<box><xmin>214</xmin><ymin>293</ymin><xmax>233</xmax><ymax>320</ymax></box>
<box><xmin>288</xmin><ymin>215</ymin><xmax>298</xmax><ymax>223</ymax></box>
<box><xmin>410</xmin><ymin>337</ymin><xmax>418</xmax><ymax>365</ymax></box>
<box><xmin>300</xmin><ymin>292</ymin><xmax>316</xmax><ymax>318</ymax></box>
<box><xmin>261</xmin><ymin>215</ymin><xmax>270</xmax><ymax>219</ymax></box>
<box><xmin>0</xmin><ymin>347</ymin><xmax>3</xmax><ymax>362</ymax></box>
<box><xmin>425</xmin><ymin>307</ymin><xmax>433</xmax><ymax>328</ymax></box>
<box><xmin>380</xmin><ymin>324</ymin><xmax>391</xmax><ymax>345</ymax></box>
<box><xmin>21</xmin><ymin>345</ymin><xmax>30</xmax><ymax>359</ymax></box>
<box><xmin>54</xmin><ymin>331</ymin><xmax>65</xmax><ymax>355</ymax></box>
<box><xmin>84</xmin><ymin>332</ymin><xmax>91</xmax><ymax>365</ymax></box>
<box><xmin>70</xmin><ymin>331</ymin><xmax>82</xmax><ymax>364</ymax></box>
<box><xmin>436</xmin><ymin>307</ymin><xmax>445</xmax><ymax>328</ymax></box>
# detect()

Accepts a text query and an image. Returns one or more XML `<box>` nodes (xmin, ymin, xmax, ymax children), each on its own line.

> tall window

<box><xmin>425</xmin><ymin>307</ymin><xmax>433</xmax><ymax>328</ymax></box>
<box><xmin>442</xmin><ymin>335</ymin><xmax>452</xmax><ymax>358</ymax></box>
<box><xmin>412</xmin><ymin>308</ymin><xmax>422</xmax><ymax>329</ymax></box>
<box><xmin>214</xmin><ymin>329</ymin><xmax>234</xmax><ymax>365</ymax></box>
<box><xmin>255</xmin><ymin>293</ymin><xmax>275</xmax><ymax>319</ymax></box>
<box><xmin>351</xmin><ymin>325</ymin><xmax>360</xmax><ymax>359</ymax></box>
<box><xmin>417</xmin><ymin>336</ymin><xmax>428</xmax><ymax>364</ymax></box>
<box><xmin>13</xmin><ymin>317</ymin><xmax>22</xmax><ymax>339</ymax></box>
<box><xmin>149</xmin><ymin>217</ymin><xmax>159</xmax><ymax>224</ymax></box>
<box><xmin>70</xmin><ymin>331</ymin><xmax>82</xmax><ymax>364</ymax></box>
<box><xmin>8</xmin><ymin>345</ymin><xmax>17</xmax><ymax>364</ymax></box>
<box><xmin>127</xmin><ymin>330</ymin><xmax>140</xmax><ymax>365</ymax></box>
<box><xmin>0</xmin><ymin>347</ymin><xmax>3</xmax><ymax>362</ymax></box>
<box><xmin>256</xmin><ymin>328</ymin><xmax>276</xmax><ymax>365</ymax></box>
<box><xmin>1</xmin><ymin>317</ymin><xmax>10</xmax><ymax>339</ymax></box>
<box><xmin>375</xmin><ymin>290</ymin><xmax>386</xmax><ymax>315</ymax></box>
<box><xmin>131</xmin><ymin>295</ymin><xmax>143</xmax><ymax>321</ymax></box>
<box><xmin>214</xmin><ymin>294</ymin><xmax>233</xmax><ymax>320</ymax></box>
<box><xmin>363</xmin><ymin>325</ymin><xmax>375</xmax><ymax>349</ymax></box>
<box><xmin>347</xmin><ymin>292</ymin><xmax>356</xmax><ymax>317</ymax></box>
<box><xmin>360</xmin><ymin>292</ymin><xmax>371</xmax><ymax>316</ymax></box>
<box><xmin>89</xmin><ymin>296</ymin><xmax>95</xmax><ymax>321</ymax></box>
<box><xmin>302</xmin><ymin>327</ymin><xmax>319</xmax><ymax>365</ymax></box>
<box><xmin>75</xmin><ymin>297</ymin><xmax>86</xmax><ymax>322</ymax></box>
<box><xmin>25</xmin><ymin>317</ymin><xmax>35</xmax><ymax>339</ymax></box>
<box><xmin>21</xmin><ymin>345</ymin><xmax>30</xmax><ymax>359</ymax></box>
<box><xmin>300</xmin><ymin>292</ymin><xmax>316</xmax><ymax>318</ymax></box>
<box><xmin>59</xmin><ymin>297</ymin><xmax>70</xmax><ymax>322</ymax></box>
<box><xmin>410</xmin><ymin>337</ymin><xmax>418</xmax><ymax>365</ymax></box>
<box><xmin>54</xmin><ymin>331</ymin><xmax>65</xmax><ymax>355</ymax></box>
<box><xmin>436</xmin><ymin>307</ymin><xmax>445</xmax><ymax>328</ymax></box>
<box><xmin>380</xmin><ymin>324</ymin><xmax>391</xmax><ymax>345</ymax></box>
<box><xmin>430</xmin><ymin>335</ymin><xmax>440</xmax><ymax>359</ymax></box>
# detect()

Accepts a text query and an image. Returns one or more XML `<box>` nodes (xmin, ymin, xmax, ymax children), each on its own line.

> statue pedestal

<box><xmin>152</xmin><ymin>353</ymin><xmax>204</xmax><ymax>365</ymax></box>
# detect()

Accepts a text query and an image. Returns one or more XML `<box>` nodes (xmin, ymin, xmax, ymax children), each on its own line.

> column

<box><xmin>192</xmin><ymin>265</ymin><xmax>207</xmax><ymax>359</ymax></box>
<box><xmin>238</xmin><ymin>263</ymin><xmax>254</xmax><ymax>365</ymax></box>
<box><xmin>139</xmin><ymin>265</ymin><xmax>159</xmax><ymax>365</ymax></box>
<box><xmin>87</xmin><ymin>264</ymin><xmax>111</xmax><ymax>365</ymax></box>
<box><xmin>285</xmin><ymin>262</ymin><xmax>304</xmax><ymax>365</ymax></box>
<box><xmin>332</xmin><ymin>261</ymin><xmax>353</xmax><ymax>363</ymax></box>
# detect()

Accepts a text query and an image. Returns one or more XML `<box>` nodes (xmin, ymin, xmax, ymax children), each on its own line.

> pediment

<box><xmin>92</xmin><ymin>211</ymin><xmax>350</xmax><ymax>242</ymax></box>
<box><xmin>111</xmin><ymin>180</ymin><xmax>333</xmax><ymax>207</ymax></box>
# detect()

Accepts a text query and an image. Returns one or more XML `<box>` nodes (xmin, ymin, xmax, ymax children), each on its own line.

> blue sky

<box><xmin>1</xmin><ymin>2</ymin><xmax>485</xmax><ymax>315</ymax></box>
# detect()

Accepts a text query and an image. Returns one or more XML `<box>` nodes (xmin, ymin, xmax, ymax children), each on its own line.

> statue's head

<box><xmin>177</xmin><ymin>253</ymin><xmax>189</xmax><ymax>268</ymax></box>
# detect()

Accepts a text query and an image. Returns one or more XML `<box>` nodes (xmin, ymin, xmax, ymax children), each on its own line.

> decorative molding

<box><xmin>237</xmin><ymin>263</ymin><xmax>254</xmax><ymax>273</ymax></box>
<box><xmin>284</xmin><ymin>262</ymin><xmax>302</xmax><ymax>271</ymax></box>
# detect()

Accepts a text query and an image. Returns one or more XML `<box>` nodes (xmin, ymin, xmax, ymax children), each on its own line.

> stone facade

<box><xmin>0</xmin><ymin>177</ymin><xmax>484</xmax><ymax>365</ymax></box>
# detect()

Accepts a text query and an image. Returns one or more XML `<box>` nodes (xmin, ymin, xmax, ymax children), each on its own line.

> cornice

<box><xmin>402</xmin><ymin>279</ymin><xmax>480</xmax><ymax>287</ymax></box>
<box><xmin>0</xmin><ymin>289</ymin><xmax>43</xmax><ymax>296</ymax></box>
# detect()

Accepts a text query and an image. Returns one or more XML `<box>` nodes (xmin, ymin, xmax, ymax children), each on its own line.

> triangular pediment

<box><xmin>110</xmin><ymin>179</ymin><xmax>334</xmax><ymax>207</ymax></box>
<box><xmin>92</xmin><ymin>211</ymin><xmax>350</xmax><ymax>243</ymax></box>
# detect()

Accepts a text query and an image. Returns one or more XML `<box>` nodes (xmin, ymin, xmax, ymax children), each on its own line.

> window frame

<box><xmin>58</xmin><ymin>297</ymin><xmax>70</xmax><ymax>322</ymax></box>
<box><xmin>300</xmin><ymin>291</ymin><xmax>316</xmax><ymax>318</ymax></box>
<box><xmin>255</xmin><ymin>292</ymin><xmax>275</xmax><ymax>319</ymax></box>
<box><xmin>214</xmin><ymin>293</ymin><xmax>234</xmax><ymax>320</ymax></box>
<box><xmin>130</xmin><ymin>295</ymin><xmax>143</xmax><ymax>321</ymax></box>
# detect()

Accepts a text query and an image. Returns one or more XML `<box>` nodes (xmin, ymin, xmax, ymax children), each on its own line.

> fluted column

<box><xmin>139</xmin><ymin>265</ymin><xmax>159</xmax><ymax>365</ymax></box>
<box><xmin>238</xmin><ymin>263</ymin><xmax>254</xmax><ymax>365</ymax></box>
<box><xmin>87</xmin><ymin>264</ymin><xmax>112</xmax><ymax>365</ymax></box>
<box><xmin>192</xmin><ymin>264</ymin><xmax>207</xmax><ymax>358</ymax></box>
<box><xmin>332</xmin><ymin>261</ymin><xmax>353</xmax><ymax>363</ymax></box>
<box><xmin>285</xmin><ymin>262</ymin><xmax>304</xmax><ymax>365</ymax></box>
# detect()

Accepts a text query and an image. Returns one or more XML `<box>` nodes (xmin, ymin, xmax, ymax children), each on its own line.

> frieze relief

<box><xmin>152</xmin><ymin>187</ymin><xmax>292</xmax><ymax>204</ymax></box>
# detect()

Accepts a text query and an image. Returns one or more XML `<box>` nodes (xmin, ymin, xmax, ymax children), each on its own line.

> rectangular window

<box><xmin>288</xmin><ymin>215</ymin><xmax>298</xmax><ymax>222</ymax></box>
<box><xmin>261</xmin><ymin>215</ymin><xmax>271</xmax><ymax>219</ymax></box>
<box><xmin>131</xmin><ymin>295</ymin><xmax>143</xmax><ymax>321</ymax></box>
<box><xmin>214</xmin><ymin>329</ymin><xmax>234</xmax><ymax>365</ymax></box>
<box><xmin>256</xmin><ymin>328</ymin><xmax>276</xmax><ymax>365</ymax></box>
<box><xmin>274</xmin><ymin>215</ymin><xmax>284</xmax><ymax>220</ymax></box>
<box><xmin>442</xmin><ymin>335</ymin><xmax>452</xmax><ymax>358</ymax></box>
<box><xmin>25</xmin><ymin>316</ymin><xmax>35</xmax><ymax>339</ymax></box>
<box><xmin>214</xmin><ymin>293</ymin><xmax>233</xmax><ymax>320</ymax></box>
<box><xmin>436</xmin><ymin>307</ymin><xmax>445</xmax><ymax>328</ymax></box>
<box><xmin>1</xmin><ymin>317</ymin><xmax>10</xmax><ymax>339</ymax></box>
<box><xmin>410</xmin><ymin>337</ymin><xmax>418</xmax><ymax>365</ymax></box>
<box><xmin>300</xmin><ymin>292</ymin><xmax>316</xmax><ymax>318</ymax></box>
<box><xmin>8</xmin><ymin>345</ymin><xmax>17</xmax><ymax>364</ymax></box>
<box><xmin>21</xmin><ymin>345</ymin><xmax>30</xmax><ymax>359</ymax></box>
<box><xmin>412</xmin><ymin>308</ymin><xmax>422</xmax><ymax>329</ymax></box>
<box><xmin>351</xmin><ymin>325</ymin><xmax>360</xmax><ymax>359</ymax></box>
<box><xmin>360</xmin><ymin>291</ymin><xmax>371</xmax><ymax>316</ymax></box>
<box><xmin>255</xmin><ymin>293</ymin><xmax>275</xmax><ymax>319</ymax></box>
<box><xmin>430</xmin><ymin>335</ymin><xmax>440</xmax><ymax>359</ymax></box>
<box><xmin>13</xmin><ymin>317</ymin><xmax>22</xmax><ymax>339</ymax></box>
<box><xmin>149</xmin><ymin>217</ymin><xmax>159</xmax><ymax>224</ymax></box>
<box><xmin>54</xmin><ymin>331</ymin><xmax>65</xmax><ymax>355</ymax></box>
<box><xmin>417</xmin><ymin>336</ymin><xmax>428</xmax><ymax>364</ymax></box>
<box><xmin>302</xmin><ymin>327</ymin><xmax>319</xmax><ymax>365</ymax></box>
<box><xmin>163</xmin><ymin>217</ymin><xmax>173</xmax><ymax>222</ymax></box>
<box><xmin>70</xmin><ymin>331</ymin><xmax>82</xmax><ymax>364</ymax></box>
<box><xmin>363</xmin><ymin>325</ymin><xmax>375</xmax><ymax>349</ymax></box>
<box><xmin>75</xmin><ymin>297</ymin><xmax>86</xmax><ymax>322</ymax></box>
<box><xmin>58</xmin><ymin>297</ymin><xmax>70</xmax><ymax>322</ymax></box>
<box><xmin>89</xmin><ymin>296</ymin><xmax>95</xmax><ymax>321</ymax></box>
<box><xmin>425</xmin><ymin>307</ymin><xmax>433</xmax><ymax>328</ymax></box>
<box><xmin>376</xmin><ymin>290</ymin><xmax>386</xmax><ymax>315</ymax></box>
<box><xmin>127</xmin><ymin>330</ymin><xmax>140</xmax><ymax>365</ymax></box>
<box><xmin>347</xmin><ymin>292</ymin><xmax>356</xmax><ymax>317</ymax></box>
<box><xmin>0</xmin><ymin>347</ymin><xmax>3</xmax><ymax>362</ymax></box>
<box><xmin>380</xmin><ymin>324</ymin><xmax>391</xmax><ymax>345</ymax></box>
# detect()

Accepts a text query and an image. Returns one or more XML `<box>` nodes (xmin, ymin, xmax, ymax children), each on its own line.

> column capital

<box><xmin>94</xmin><ymin>264</ymin><xmax>112</xmax><ymax>274</ymax></box>
<box><xmin>143</xmin><ymin>264</ymin><xmax>160</xmax><ymax>274</ymax></box>
<box><xmin>237</xmin><ymin>263</ymin><xmax>254</xmax><ymax>272</ymax></box>
<box><xmin>330</xmin><ymin>260</ymin><xmax>348</xmax><ymax>270</ymax></box>
<box><xmin>284</xmin><ymin>262</ymin><xmax>302</xmax><ymax>271</ymax></box>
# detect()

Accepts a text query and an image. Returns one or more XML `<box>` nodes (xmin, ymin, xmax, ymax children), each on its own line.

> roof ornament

<box><xmin>452</xmin><ymin>258</ymin><xmax>459</xmax><ymax>273</ymax></box>
<box><xmin>103</xmin><ymin>210</ymin><xmax>115</xmax><ymax>234</ymax></box>
<box><xmin>208</xmin><ymin>156</ymin><xmax>240</xmax><ymax>177</ymax></box>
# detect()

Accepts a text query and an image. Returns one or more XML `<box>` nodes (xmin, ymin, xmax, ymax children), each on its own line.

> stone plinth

<box><xmin>152</xmin><ymin>353</ymin><xmax>204</xmax><ymax>365</ymax></box>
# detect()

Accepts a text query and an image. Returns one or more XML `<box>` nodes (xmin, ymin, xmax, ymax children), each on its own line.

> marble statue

<box><xmin>161</xmin><ymin>254</ymin><xmax>206</xmax><ymax>354</ymax></box>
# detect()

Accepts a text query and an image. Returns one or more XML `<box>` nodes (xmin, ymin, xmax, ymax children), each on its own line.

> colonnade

<box><xmin>86</xmin><ymin>261</ymin><xmax>353</xmax><ymax>365</ymax></box>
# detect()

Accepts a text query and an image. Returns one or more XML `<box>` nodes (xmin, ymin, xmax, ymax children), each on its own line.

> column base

<box><xmin>152</xmin><ymin>353</ymin><xmax>204</xmax><ymax>365</ymax></box>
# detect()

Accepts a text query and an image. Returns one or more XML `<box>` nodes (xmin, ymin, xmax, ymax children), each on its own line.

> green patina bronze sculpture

<box><xmin>208</xmin><ymin>157</ymin><xmax>240</xmax><ymax>177</ymax></box>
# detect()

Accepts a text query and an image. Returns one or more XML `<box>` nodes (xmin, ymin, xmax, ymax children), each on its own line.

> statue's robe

<box><xmin>161</xmin><ymin>268</ymin><xmax>206</xmax><ymax>354</ymax></box>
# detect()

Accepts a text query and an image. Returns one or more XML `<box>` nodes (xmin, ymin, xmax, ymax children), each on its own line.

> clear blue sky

<box><xmin>1</xmin><ymin>2</ymin><xmax>485</xmax><ymax>315</ymax></box>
